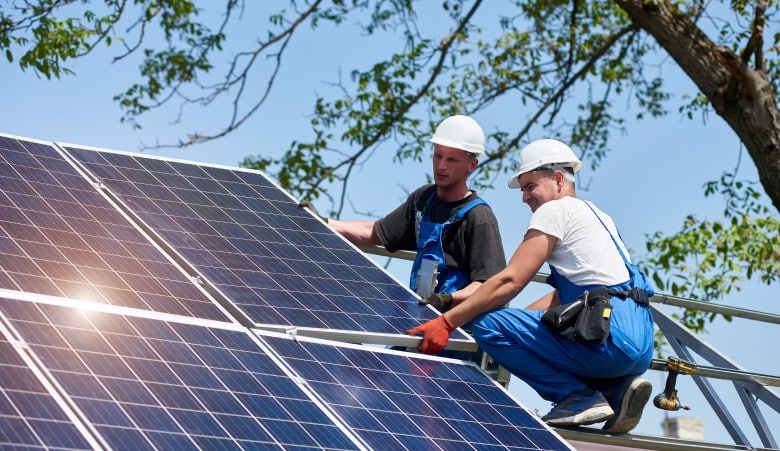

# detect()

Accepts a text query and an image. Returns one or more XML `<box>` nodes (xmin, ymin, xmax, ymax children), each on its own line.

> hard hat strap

<box><xmin>536</xmin><ymin>163</ymin><xmax>576</xmax><ymax>182</ymax></box>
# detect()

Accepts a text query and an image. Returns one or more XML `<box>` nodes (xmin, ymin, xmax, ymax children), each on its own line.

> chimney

<box><xmin>662</xmin><ymin>416</ymin><xmax>704</xmax><ymax>440</ymax></box>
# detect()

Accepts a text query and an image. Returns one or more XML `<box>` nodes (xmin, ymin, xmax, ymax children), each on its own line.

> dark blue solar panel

<box><xmin>261</xmin><ymin>333</ymin><xmax>573</xmax><ymax>450</ymax></box>
<box><xmin>0</xmin><ymin>134</ymin><xmax>574</xmax><ymax>450</ymax></box>
<box><xmin>0</xmin><ymin>332</ymin><xmax>94</xmax><ymax>450</ymax></box>
<box><xmin>0</xmin><ymin>296</ymin><xmax>360</xmax><ymax>450</ymax></box>
<box><xmin>0</xmin><ymin>135</ymin><xmax>231</xmax><ymax>322</ymax></box>
<box><xmin>61</xmin><ymin>144</ymin><xmax>470</xmax><ymax>342</ymax></box>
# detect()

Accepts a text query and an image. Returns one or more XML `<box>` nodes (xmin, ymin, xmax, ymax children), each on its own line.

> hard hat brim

<box><xmin>429</xmin><ymin>137</ymin><xmax>485</xmax><ymax>155</ymax></box>
<box><xmin>507</xmin><ymin>161</ymin><xmax>582</xmax><ymax>189</ymax></box>
<box><xmin>507</xmin><ymin>171</ymin><xmax>523</xmax><ymax>189</ymax></box>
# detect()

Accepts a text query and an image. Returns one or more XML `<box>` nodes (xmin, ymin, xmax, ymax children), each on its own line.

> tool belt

<box><xmin>541</xmin><ymin>286</ymin><xmax>649</xmax><ymax>345</ymax></box>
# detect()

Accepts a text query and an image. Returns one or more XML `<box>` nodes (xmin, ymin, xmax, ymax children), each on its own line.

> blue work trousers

<box><xmin>471</xmin><ymin>301</ymin><xmax>652</xmax><ymax>402</ymax></box>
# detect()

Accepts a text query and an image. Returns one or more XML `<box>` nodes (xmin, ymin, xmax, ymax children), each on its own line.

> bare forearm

<box><xmin>444</xmin><ymin>229</ymin><xmax>554</xmax><ymax>328</ymax></box>
<box><xmin>525</xmin><ymin>290</ymin><xmax>559</xmax><ymax>310</ymax></box>
<box><xmin>329</xmin><ymin>219</ymin><xmax>381</xmax><ymax>246</ymax></box>
<box><xmin>449</xmin><ymin>281</ymin><xmax>483</xmax><ymax>306</ymax></box>
<box><xmin>445</xmin><ymin>270</ymin><xmax>526</xmax><ymax>328</ymax></box>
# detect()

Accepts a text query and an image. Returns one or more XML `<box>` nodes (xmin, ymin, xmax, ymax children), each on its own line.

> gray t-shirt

<box><xmin>375</xmin><ymin>184</ymin><xmax>506</xmax><ymax>283</ymax></box>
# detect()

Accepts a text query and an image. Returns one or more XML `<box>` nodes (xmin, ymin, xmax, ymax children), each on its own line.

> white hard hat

<box><xmin>507</xmin><ymin>139</ymin><xmax>583</xmax><ymax>188</ymax></box>
<box><xmin>428</xmin><ymin>115</ymin><xmax>486</xmax><ymax>155</ymax></box>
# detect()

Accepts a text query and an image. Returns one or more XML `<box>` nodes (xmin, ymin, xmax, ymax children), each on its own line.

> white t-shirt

<box><xmin>527</xmin><ymin>196</ymin><xmax>630</xmax><ymax>286</ymax></box>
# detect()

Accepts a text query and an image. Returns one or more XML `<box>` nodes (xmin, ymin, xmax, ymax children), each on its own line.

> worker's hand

<box><xmin>419</xmin><ymin>292</ymin><xmax>453</xmax><ymax>311</ymax></box>
<box><xmin>406</xmin><ymin>315</ymin><xmax>456</xmax><ymax>354</ymax></box>
<box><xmin>298</xmin><ymin>199</ymin><xmax>328</xmax><ymax>223</ymax></box>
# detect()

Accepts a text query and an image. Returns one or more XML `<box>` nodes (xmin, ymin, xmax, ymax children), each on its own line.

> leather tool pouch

<box><xmin>541</xmin><ymin>287</ymin><xmax>613</xmax><ymax>344</ymax></box>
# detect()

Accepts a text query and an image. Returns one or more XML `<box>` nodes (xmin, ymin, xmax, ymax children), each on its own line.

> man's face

<box><xmin>516</xmin><ymin>169</ymin><xmax>560</xmax><ymax>212</ymax></box>
<box><xmin>432</xmin><ymin>145</ymin><xmax>477</xmax><ymax>189</ymax></box>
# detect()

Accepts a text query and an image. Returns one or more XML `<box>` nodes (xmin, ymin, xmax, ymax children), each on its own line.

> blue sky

<box><xmin>1</xmin><ymin>2</ymin><xmax>777</xmax><ymax>445</ymax></box>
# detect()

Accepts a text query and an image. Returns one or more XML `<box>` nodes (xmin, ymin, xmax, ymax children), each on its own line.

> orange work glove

<box><xmin>405</xmin><ymin>315</ymin><xmax>456</xmax><ymax>354</ymax></box>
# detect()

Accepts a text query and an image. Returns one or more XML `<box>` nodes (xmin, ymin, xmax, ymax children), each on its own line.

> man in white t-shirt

<box><xmin>407</xmin><ymin>139</ymin><xmax>655</xmax><ymax>433</ymax></box>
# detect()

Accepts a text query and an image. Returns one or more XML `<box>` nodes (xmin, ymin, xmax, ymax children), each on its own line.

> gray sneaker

<box><xmin>602</xmin><ymin>376</ymin><xmax>652</xmax><ymax>433</ymax></box>
<box><xmin>542</xmin><ymin>390</ymin><xmax>614</xmax><ymax>426</ymax></box>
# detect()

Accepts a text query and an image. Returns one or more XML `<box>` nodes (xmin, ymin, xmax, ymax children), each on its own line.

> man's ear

<box><xmin>467</xmin><ymin>156</ymin><xmax>478</xmax><ymax>174</ymax></box>
<box><xmin>554</xmin><ymin>170</ymin><xmax>566</xmax><ymax>187</ymax></box>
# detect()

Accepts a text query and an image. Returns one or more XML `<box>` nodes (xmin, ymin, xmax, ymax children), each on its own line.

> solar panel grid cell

<box><xmin>0</xmin><ymin>137</ymin><xmax>231</xmax><ymax>322</ymax></box>
<box><xmin>262</xmin><ymin>334</ymin><xmax>571</xmax><ymax>451</ymax></box>
<box><xmin>0</xmin><ymin>334</ymin><xmax>94</xmax><ymax>449</ymax></box>
<box><xmin>0</xmin><ymin>297</ymin><xmax>361</xmax><ymax>450</ymax></box>
<box><xmin>63</xmin><ymin>145</ymin><xmax>468</xmax><ymax>340</ymax></box>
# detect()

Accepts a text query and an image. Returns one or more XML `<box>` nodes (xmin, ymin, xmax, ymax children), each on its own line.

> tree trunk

<box><xmin>615</xmin><ymin>0</ymin><xmax>780</xmax><ymax>213</ymax></box>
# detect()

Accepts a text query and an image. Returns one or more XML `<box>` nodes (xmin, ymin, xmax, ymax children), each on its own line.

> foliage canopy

<box><xmin>2</xmin><ymin>0</ymin><xmax>779</xmax><ymax>330</ymax></box>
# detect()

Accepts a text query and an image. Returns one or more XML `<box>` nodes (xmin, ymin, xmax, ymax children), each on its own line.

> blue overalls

<box><xmin>470</xmin><ymin>202</ymin><xmax>654</xmax><ymax>402</ymax></box>
<box><xmin>409</xmin><ymin>191</ymin><xmax>487</xmax><ymax>295</ymax></box>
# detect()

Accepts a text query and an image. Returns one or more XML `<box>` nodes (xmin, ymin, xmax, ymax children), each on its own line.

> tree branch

<box><xmin>740</xmin><ymin>0</ymin><xmax>766</xmax><ymax>71</ymax></box>
<box><xmin>300</xmin><ymin>0</ymin><xmax>485</xmax><ymax>204</ymax></box>
<box><xmin>140</xmin><ymin>0</ymin><xmax>322</xmax><ymax>150</ymax></box>
<box><xmin>479</xmin><ymin>23</ymin><xmax>638</xmax><ymax>168</ymax></box>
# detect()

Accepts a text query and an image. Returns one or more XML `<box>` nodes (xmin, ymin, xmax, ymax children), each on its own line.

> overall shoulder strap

<box><xmin>583</xmin><ymin>200</ymin><xmax>651</xmax><ymax>303</ymax></box>
<box><xmin>582</xmin><ymin>200</ymin><xmax>629</xmax><ymax>265</ymax></box>
<box><xmin>445</xmin><ymin>197</ymin><xmax>488</xmax><ymax>226</ymax></box>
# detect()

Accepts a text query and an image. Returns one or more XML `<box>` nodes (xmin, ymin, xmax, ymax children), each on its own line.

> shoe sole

<box><xmin>544</xmin><ymin>405</ymin><xmax>614</xmax><ymax>427</ymax></box>
<box><xmin>603</xmin><ymin>378</ymin><xmax>652</xmax><ymax>433</ymax></box>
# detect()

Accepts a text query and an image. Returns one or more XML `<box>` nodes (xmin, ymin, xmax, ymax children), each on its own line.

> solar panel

<box><xmin>261</xmin><ymin>332</ymin><xmax>573</xmax><ymax>451</ymax></box>
<box><xmin>0</xmin><ymin>293</ymin><xmax>364</xmax><ymax>450</ymax></box>
<box><xmin>0</xmin><ymin>135</ymin><xmax>232</xmax><ymax>322</ymax></box>
<box><xmin>0</xmin><ymin>323</ymin><xmax>97</xmax><ymax>449</ymax></box>
<box><xmin>0</xmin><ymin>289</ymin><xmax>571</xmax><ymax>450</ymax></box>
<box><xmin>0</xmin><ymin>133</ymin><xmax>577</xmax><ymax>450</ymax></box>
<box><xmin>59</xmin><ymin>143</ymin><xmax>472</xmax><ymax>347</ymax></box>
